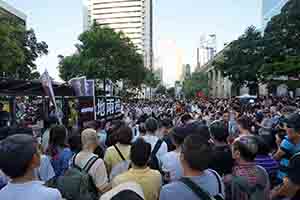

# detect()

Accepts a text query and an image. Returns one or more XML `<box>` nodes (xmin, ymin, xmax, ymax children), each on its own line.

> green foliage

<box><xmin>155</xmin><ymin>84</ymin><xmax>166</xmax><ymax>95</ymax></box>
<box><xmin>167</xmin><ymin>87</ymin><xmax>175</xmax><ymax>98</ymax></box>
<box><xmin>262</xmin><ymin>0</ymin><xmax>300</xmax><ymax>79</ymax></box>
<box><xmin>58</xmin><ymin>22</ymin><xmax>146</xmax><ymax>87</ymax></box>
<box><xmin>183</xmin><ymin>72</ymin><xmax>209</xmax><ymax>98</ymax></box>
<box><xmin>214</xmin><ymin>26</ymin><xmax>264</xmax><ymax>88</ymax></box>
<box><xmin>144</xmin><ymin>68</ymin><xmax>160</xmax><ymax>88</ymax></box>
<box><xmin>214</xmin><ymin>0</ymin><xmax>300</xmax><ymax>91</ymax></box>
<box><xmin>0</xmin><ymin>16</ymin><xmax>48</xmax><ymax>79</ymax></box>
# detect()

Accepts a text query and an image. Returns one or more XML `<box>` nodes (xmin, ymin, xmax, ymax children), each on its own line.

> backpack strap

<box><xmin>180</xmin><ymin>177</ymin><xmax>213</xmax><ymax>200</ymax></box>
<box><xmin>83</xmin><ymin>156</ymin><xmax>99</xmax><ymax>172</ymax></box>
<box><xmin>72</xmin><ymin>153</ymin><xmax>81</xmax><ymax>169</ymax></box>
<box><xmin>114</xmin><ymin>145</ymin><xmax>126</xmax><ymax>161</ymax></box>
<box><xmin>152</xmin><ymin>139</ymin><xmax>163</xmax><ymax>156</ymax></box>
<box><xmin>209</xmin><ymin>170</ymin><xmax>223</xmax><ymax>194</ymax></box>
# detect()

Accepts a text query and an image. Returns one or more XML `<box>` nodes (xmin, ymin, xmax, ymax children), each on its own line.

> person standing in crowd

<box><xmin>209</xmin><ymin>120</ymin><xmax>234</xmax><ymax>177</ymax></box>
<box><xmin>227</xmin><ymin>135</ymin><xmax>270</xmax><ymax>200</ymax></box>
<box><xmin>46</xmin><ymin>125</ymin><xmax>73</xmax><ymax>177</ymax></box>
<box><xmin>0</xmin><ymin>134</ymin><xmax>61</xmax><ymax>200</ymax></box>
<box><xmin>161</xmin><ymin>127</ymin><xmax>185</xmax><ymax>183</ymax></box>
<box><xmin>41</xmin><ymin>117</ymin><xmax>58</xmax><ymax>153</ymax></box>
<box><xmin>112</xmin><ymin>138</ymin><xmax>162</xmax><ymax>200</ymax></box>
<box><xmin>271</xmin><ymin>152</ymin><xmax>300</xmax><ymax>200</ymax></box>
<box><xmin>142</xmin><ymin>117</ymin><xmax>168</xmax><ymax>166</ymax></box>
<box><xmin>237</xmin><ymin>115</ymin><xmax>252</xmax><ymax>137</ymax></box>
<box><xmin>160</xmin><ymin>134</ymin><xmax>225</xmax><ymax>200</ymax></box>
<box><xmin>254</xmin><ymin>136</ymin><xmax>278</xmax><ymax>186</ymax></box>
<box><xmin>273</xmin><ymin>112</ymin><xmax>300</xmax><ymax>184</ymax></box>
<box><xmin>259</xmin><ymin>109</ymin><xmax>274</xmax><ymax>146</ymax></box>
<box><xmin>159</xmin><ymin>118</ymin><xmax>176</xmax><ymax>152</ymax></box>
<box><xmin>104</xmin><ymin>126</ymin><xmax>132</xmax><ymax>176</ymax></box>
<box><xmin>100</xmin><ymin>182</ymin><xmax>144</xmax><ymax>200</ymax></box>
<box><xmin>73</xmin><ymin>128</ymin><xmax>109</xmax><ymax>193</ymax></box>
<box><xmin>0</xmin><ymin>103</ymin><xmax>9</xmax><ymax>128</ymax></box>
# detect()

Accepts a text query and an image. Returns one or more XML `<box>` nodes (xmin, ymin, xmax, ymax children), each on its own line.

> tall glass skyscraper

<box><xmin>262</xmin><ymin>0</ymin><xmax>290</xmax><ymax>29</ymax></box>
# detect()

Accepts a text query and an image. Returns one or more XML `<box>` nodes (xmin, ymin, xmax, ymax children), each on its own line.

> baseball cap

<box><xmin>100</xmin><ymin>182</ymin><xmax>144</xmax><ymax>200</ymax></box>
<box><xmin>283</xmin><ymin>112</ymin><xmax>300</xmax><ymax>130</ymax></box>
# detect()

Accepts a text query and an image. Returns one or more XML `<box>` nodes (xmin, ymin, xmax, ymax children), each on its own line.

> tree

<box><xmin>167</xmin><ymin>87</ymin><xmax>175</xmax><ymax>98</ymax></box>
<box><xmin>183</xmin><ymin>72</ymin><xmax>209</xmax><ymax>99</ymax></box>
<box><xmin>144</xmin><ymin>68</ymin><xmax>160</xmax><ymax>88</ymax></box>
<box><xmin>0</xmin><ymin>16</ymin><xmax>48</xmax><ymax>79</ymax></box>
<box><xmin>260</xmin><ymin>0</ymin><xmax>300</xmax><ymax>79</ymax></box>
<box><xmin>57</xmin><ymin>54</ymin><xmax>83</xmax><ymax>81</ymax></box>
<box><xmin>155</xmin><ymin>84</ymin><xmax>166</xmax><ymax>95</ymax></box>
<box><xmin>214</xmin><ymin>26</ymin><xmax>264</xmax><ymax>94</ymax></box>
<box><xmin>58</xmin><ymin>22</ymin><xmax>146</xmax><ymax>87</ymax></box>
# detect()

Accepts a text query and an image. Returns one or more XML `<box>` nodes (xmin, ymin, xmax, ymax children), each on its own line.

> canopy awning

<box><xmin>0</xmin><ymin>78</ymin><xmax>75</xmax><ymax>96</ymax></box>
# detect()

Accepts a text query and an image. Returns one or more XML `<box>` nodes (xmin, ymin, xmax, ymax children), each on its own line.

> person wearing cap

<box><xmin>0</xmin><ymin>134</ymin><xmax>62</xmax><ymax>200</ymax></box>
<box><xmin>271</xmin><ymin>152</ymin><xmax>300</xmax><ymax>200</ymax></box>
<box><xmin>273</xmin><ymin>112</ymin><xmax>300</xmax><ymax>184</ymax></box>
<box><xmin>160</xmin><ymin>127</ymin><xmax>185</xmax><ymax>183</ymax></box>
<box><xmin>74</xmin><ymin>128</ymin><xmax>109</xmax><ymax>193</ymax></box>
<box><xmin>100</xmin><ymin>182</ymin><xmax>144</xmax><ymax>200</ymax></box>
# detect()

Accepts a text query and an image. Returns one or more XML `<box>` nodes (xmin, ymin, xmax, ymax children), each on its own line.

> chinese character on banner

<box><xmin>106</xmin><ymin>98</ymin><xmax>114</xmax><ymax>116</ymax></box>
<box><xmin>115</xmin><ymin>98</ymin><xmax>121</xmax><ymax>113</ymax></box>
<box><xmin>97</xmin><ymin>98</ymin><xmax>106</xmax><ymax>118</ymax></box>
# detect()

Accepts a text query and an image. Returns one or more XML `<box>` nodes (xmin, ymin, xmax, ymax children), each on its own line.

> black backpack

<box><xmin>180</xmin><ymin>170</ymin><xmax>224</xmax><ymax>200</ymax></box>
<box><xmin>46</xmin><ymin>154</ymin><xmax>99</xmax><ymax>200</ymax></box>
<box><xmin>148</xmin><ymin>139</ymin><xmax>163</xmax><ymax>171</ymax></box>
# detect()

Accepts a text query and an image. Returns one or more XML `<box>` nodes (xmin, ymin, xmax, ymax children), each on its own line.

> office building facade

<box><xmin>261</xmin><ymin>0</ymin><xmax>289</xmax><ymax>29</ymax></box>
<box><xmin>0</xmin><ymin>0</ymin><xmax>26</xmax><ymax>25</ymax></box>
<box><xmin>83</xmin><ymin>0</ymin><xmax>153</xmax><ymax>69</ymax></box>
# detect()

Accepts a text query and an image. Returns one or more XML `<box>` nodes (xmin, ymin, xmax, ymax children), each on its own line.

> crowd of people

<box><xmin>0</xmin><ymin>96</ymin><xmax>300</xmax><ymax>200</ymax></box>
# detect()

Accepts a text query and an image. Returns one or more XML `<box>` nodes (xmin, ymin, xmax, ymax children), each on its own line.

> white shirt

<box><xmin>161</xmin><ymin>151</ymin><xmax>183</xmax><ymax>182</ymax></box>
<box><xmin>142</xmin><ymin>135</ymin><xmax>168</xmax><ymax>163</ymax></box>
<box><xmin>0</xmin><ymin>181</ymin><xmax>61</xmax><ymax>200</ymax></box>
<box><xmin>37</xmin><ymin>155</ymin><xmax>55</xmax><ymax>182</ymax></box>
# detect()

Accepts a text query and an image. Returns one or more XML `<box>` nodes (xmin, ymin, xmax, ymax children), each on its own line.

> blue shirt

<box><xmin>160</xmin><ymin>170</ymin><xmax>224</xmax><ymax>200</ymax></box>
<box><xmin>277</xmin><ymin>137</ymin><xmax>300</xmax><ymax>180</ymax></box>
<box><xmin>50</xmin><ymin>147</ymin><xmax>73</xmax><ymax>177</ymax></box>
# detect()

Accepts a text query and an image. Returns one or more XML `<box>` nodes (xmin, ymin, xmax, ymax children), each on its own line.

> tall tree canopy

<box><xmin>260</xmin><ymin>0</ymin><xmax>300</xmax><ymax>78</ymax></box>
<box><xmin>214</xmin><ymin>26</ymin><xmax>264</xmax><ymax>91</ymax></box>
<box><xmin>183</xmin><ymin>72</ymin><xmax>209</xmax><ymax>98</ymax></box>
<box><xmin>0</xmin><ymin>16</ymin><xmax>48</xmax><ymax>79</ymax></box>
<box><xmin>58</xmin><ymin>23</ymin><xmax>147</xmax><ymax>87</ymax></box>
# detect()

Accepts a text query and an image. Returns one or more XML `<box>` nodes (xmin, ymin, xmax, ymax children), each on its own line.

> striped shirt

<box><xmin>255</xmin><ymin>155</ymin><xmax>279</xmax><ymax>177</ymax></box>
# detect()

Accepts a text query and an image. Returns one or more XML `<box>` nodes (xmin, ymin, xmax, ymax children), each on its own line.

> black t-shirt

<box><xmin>210</xmin><ymin>144</ymin><xmax>234</xmax><ymax>176</ymax></box>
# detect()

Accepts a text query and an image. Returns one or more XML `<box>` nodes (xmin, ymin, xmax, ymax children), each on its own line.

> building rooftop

<box><xmin>0</xmin><ymin>0</ymin><xmax>26</xmax><ymax>21</ymax></box>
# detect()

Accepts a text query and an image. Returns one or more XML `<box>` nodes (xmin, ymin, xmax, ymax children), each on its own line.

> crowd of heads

<box><xmin>0</xmin><ymin>96</ymin><xmax>300</xmax><ymax>200</ymax></box>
